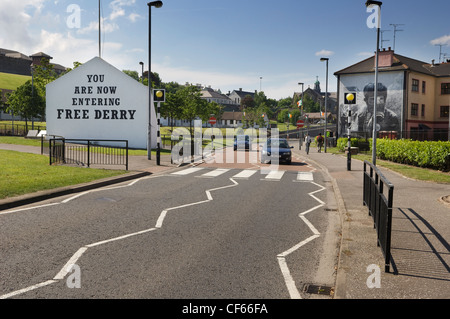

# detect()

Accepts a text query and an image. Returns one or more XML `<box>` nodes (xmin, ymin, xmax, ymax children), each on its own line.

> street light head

<box><xmin>365</xmin><ymin>0</ymin><xmax>382</xmax><ymax>7</ymax></box>
<box><xmin>148</xmin><ymin>1</ymin><xmax>163</xmax><ymax>8</ymax></box>
<box><xmin>139</xmin><ymin>61</ymin><xmax>144</xmax><ymax>65</ymax></box>
<box><xmin>320</xmin><ymin>58</ymin><xmax>329</xmax><ymax>62</ymax></box>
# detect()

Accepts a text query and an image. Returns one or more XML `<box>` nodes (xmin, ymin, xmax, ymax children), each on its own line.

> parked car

<box><xmin>260</xmin><ymin>138</ymin><xmax>293</xmax><ymax>164</ymax></box>
<box><xmin>234</xmin><ymin>135</ymin><xmax>251</xmax><ymax>151</ymax></box>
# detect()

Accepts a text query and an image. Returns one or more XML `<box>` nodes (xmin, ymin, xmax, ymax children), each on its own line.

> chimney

<box><xmin>378</xmin><ymin>47</ymin><xmax>394</xmax><ymax>68</ymax></box>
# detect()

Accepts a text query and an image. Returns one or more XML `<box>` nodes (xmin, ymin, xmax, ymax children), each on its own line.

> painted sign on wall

<box><xmin>338</xmin><ymin>71</ymin><xmax>404</xmax><ymax>137</ymax></box>
<box><xmin>46</xmin><ymin>57</ymin><xmax>156</xmax><ymax>149</ymax></box>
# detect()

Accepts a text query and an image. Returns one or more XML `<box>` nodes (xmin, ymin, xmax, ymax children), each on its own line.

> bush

<box><xmin>336</xmin><ymin>138</ymin><xmax>450</xmax><ymax>171</ymax></box>
<box><xmin>374</xmin><ymin>139</ymin><xmax>450</xmax><ymax>171</ymax></box>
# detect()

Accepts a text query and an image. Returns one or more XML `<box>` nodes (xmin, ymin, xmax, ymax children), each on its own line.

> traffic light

<box><xmin>153</xmin><ymin>89</ymin><xmax>165</xmax><ymax>102</ymax></box>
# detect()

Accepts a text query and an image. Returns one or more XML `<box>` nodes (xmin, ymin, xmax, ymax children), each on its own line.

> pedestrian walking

<box><xmin>316</xmin><ymin>133</ymin><xmax>324</xmax><ymax>153</ymax></box>
<box><xmin>305</xmin><ymin>134</ymin><xmax>311</xmax><ymax>155</ymax></box>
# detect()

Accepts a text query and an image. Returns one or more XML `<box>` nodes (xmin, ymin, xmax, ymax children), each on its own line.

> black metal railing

<box><xmin>363</xmin><ymin>160</ymin><xmax>395</xmax><ymax>273</ymax></box>
<box><xmin>48</xmin><ymin>138</ymin><xmax>129</xmax><ymax>170</ymax></box>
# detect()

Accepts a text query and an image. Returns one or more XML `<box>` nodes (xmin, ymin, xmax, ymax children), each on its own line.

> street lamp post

<box><xmin>147</xmin><ymin>1</ymin><xmax>163</xmax><ymax>160</ymax></box>
<box><xmin>366</xmin><ymin>0</ymin><xmax>382</xmax><ymax>166</ymax></box>
<box><xmin>298</xmin><ymin>82</ymin><xmax>304</xmax><ymax>149</ymax></box>
<box><xmin>139</xmin><ymin>61</ymin><xmax>144</xmax><ymax>84</ymax></box>
<box><xmin>320</xmin><ymin>58</ymin><xmax>329</xmax><ymax>153</ymax></box>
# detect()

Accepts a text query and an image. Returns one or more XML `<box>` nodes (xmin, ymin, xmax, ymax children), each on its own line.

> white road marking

<box><xmin>232</xmin><ymin>169</ymin><xmax>257</xmax><ymax>179</ymax></box>
<box><xmin>296</xmin><ymin>172</ymin><xmax>314</xmax><ymax>181</ymax></box>
<box><xmin>264</xmin><ymin>170</ymin><xmax>285</xmax><ymax>180</ymax></box>
<box><xmin>199</xmin><ymin>168</ymin><xmax>230</xmax><ymax>178</ymax></box>
<box><xmin>171</xmin><ymin>167</ymin><xmax>204</xmax><ymax>175</ymax></box>
<box><xmin>0</xmin><ymin>175</ymin><xmax>239</xmax><ymax>299</ymax></box>
<box><xmin>277</xmin><ymin>181</ymin><xmax>326</xmax><ymax>299</ymax></box>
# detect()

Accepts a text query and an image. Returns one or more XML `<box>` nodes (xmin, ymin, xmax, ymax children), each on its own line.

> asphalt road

<box><xmin>0</xmin><ymin>155</ymin><xmax>341</xmax><ymax>299</ymax></box>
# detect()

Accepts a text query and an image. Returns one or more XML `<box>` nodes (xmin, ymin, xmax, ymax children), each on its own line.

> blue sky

<box><xmin>1</xmin><ymin>0</ymin><xmax>449</xmax><ymax>99</ymax></box>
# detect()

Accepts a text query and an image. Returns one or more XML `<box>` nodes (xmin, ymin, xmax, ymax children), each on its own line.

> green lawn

<box><xmin>0</xmin><ymin>150</ymin><xmax>127</xmax><ymax>200</ymax></box>
<box><xmin>0</xmin><ymin>72</ymin><xmax>31</xmax><ymax>90</ymax></box>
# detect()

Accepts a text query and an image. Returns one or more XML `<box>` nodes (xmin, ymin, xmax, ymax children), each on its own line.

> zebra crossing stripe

<box><xmin>171</xmin><ymin>167</ymin><xmax>204</xmax><ymax>175</ymax></box>
<box><xmin>297</xmin><ymin>172</ymin><xmax>314</xmax><ymax>181</ymax></box>
<box><xmin>265</xmin><ymin>170</ymin><xmax>285</xmax><ymax>180</ymax></box>
<box><xmin>232</xmin><ymin>169</ymin><xmax>257</xmax><ymax>179</ymax></box>
<box><xmin>200</xmin><ymin>168</ymin><xmax>230</xmax><ymax>178</ymax></box>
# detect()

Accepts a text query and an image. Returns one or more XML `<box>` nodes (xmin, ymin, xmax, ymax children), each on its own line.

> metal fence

<box><xmin>0</xmin><ymin>123</ymin><xmax>46</xmax><ymax>136</ymax></box>
<box><xmin>48</xmin><ymin>138</ymin><xmax>129</xmax><ymax>170</ymax></box>
<box><xmin>363</xmin><ymin>160</ymin><xmax>395</xmax><ymax>273</ymax></box>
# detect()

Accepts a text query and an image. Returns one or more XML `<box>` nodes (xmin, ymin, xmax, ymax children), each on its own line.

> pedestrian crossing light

<box><xmin>345</xmin><ymin>93</ymin><xmax>356</xmax><ymax>104</ymax></box>
<box><xmin>153</xmin><ymin>89</ymin><xmax>165</xmax><ymax>102</ymax></box>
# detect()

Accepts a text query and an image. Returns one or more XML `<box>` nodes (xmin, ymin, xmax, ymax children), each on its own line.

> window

<box><xmin>412</xmin><ymin>79</ymin><xmax>419</xmax><ymax>92</ymax></box>
<box><xmin>411</xmin><ymin>103</ymin><xmax>418</xmax><ymax>116</ymax></box>
<box><xmin>422</xmin><ymin>81</ymin><xmax>426</xmax><ymax>94</ymax></box>
<box><xmin>421</xmin><ymin>104</ymin><xmax>425</xmax><ymax>117</ymax></box>
<box><xmin>442</xmin><ymin>83</ymin><xmax>450</xmax><ymax>95</ymax></box>
<box><xmin>441</xmin><ymin>106</ymin><xmax>449</xmax><ymax>118</ymax></box>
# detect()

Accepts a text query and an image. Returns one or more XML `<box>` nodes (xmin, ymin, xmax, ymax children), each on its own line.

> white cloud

<box><xmin>315</xmin><ymin>49</ymin><xmax>335</xmax><ymax>57</ymax></box>
<box><xmin>109</xmin><ymin>0</ymin><xmax>136</xmax><ymax>21</ymax></box>
<box><xmin>430</xmin><ymin>35</ymin><xmax>450</xmax><ymax>46</ymax></box>
<box><xmin>128</xmin><ymin>13</ymin><xmax>141</xmax><ymax>23</ymax></box>
<box><xmin>77</xmin><ymin>19</ymin><xmax>119</xmax><ymax>35</ymax></box>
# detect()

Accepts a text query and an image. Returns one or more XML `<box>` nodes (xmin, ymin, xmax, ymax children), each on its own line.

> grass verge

<box><xmin>0</xmin><ymin>150</ymin><xmax>127</xmax><ymax>200</ymax></box>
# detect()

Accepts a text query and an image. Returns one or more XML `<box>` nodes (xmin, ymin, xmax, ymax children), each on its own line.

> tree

<box><xmin>123</xmin><ymin>70</ymin><xmax>140</xmax><ymax>81</ymax></box>
<box><xmin>7</xmin><ymin>80</ymin><xmax>45</xmax><ymax>130</ymax></box>
<box><xmin>240</xmin><ymin>95</ymin><xmax>255</xmax><ymax>110</ymax></box>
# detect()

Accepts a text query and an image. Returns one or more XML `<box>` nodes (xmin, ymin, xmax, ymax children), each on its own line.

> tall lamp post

<box><xmin>320</xmin><ymin>58</ymin><xmax>329</xmax><ymax>153</ymax></box>
<box><xmin>366</xmin><ymin>0</ymin><xmax>382</xmax><ymax>166</ymax></box>
<box><xmin>147</xmin><ymin>1</ymin><xmax>163</xmax><ymax>160</ymax></box>
<box><xmin>298</xmin><ymin>82</ymin><xmax>304</xmax><ymax>149</ymax></box>
<box><xmin>139</xmin><ymin>61</ymin><xmax>144</xmax><ymax>84</ymax></box>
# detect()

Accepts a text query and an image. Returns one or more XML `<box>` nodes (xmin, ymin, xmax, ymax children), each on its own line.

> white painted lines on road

<box><xmin>171</xmin><ymin>167</ymin><xmax>204</xmax><ymax>176</ymax></box>
<box><xmin>264</xmin><ymin>170</ymin><xmax>285</xmax><ymax>181</ymax></box>
<box><xmin>232</xmin><ymin>169</ymin><xmax>257</xmax><ymax>179</ymax></box>
<box><xmin>277</xmin><ymin>181</ymin><xmax>326</xmax><ymax>299</ymax></box>
<box><xmin>199</xmin><ymin>168</ymin><xmax>230</xmax><ymax>178</ymax></box>
<box><xmin>296</xmin><ymin>172</ymin><xmax>314</xmax><ymax>182</ymax></box>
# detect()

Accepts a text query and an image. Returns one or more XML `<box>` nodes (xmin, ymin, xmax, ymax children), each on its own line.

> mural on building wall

<box><xmin>338</xmin><ymin>72</ymin><xmax>404</xmax><ymax>137</ymax></box>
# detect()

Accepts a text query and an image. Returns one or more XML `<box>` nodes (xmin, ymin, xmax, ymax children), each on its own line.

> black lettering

<box><xmin>74</xmin><ymin>87</ymin><xmax>80</xmax><ymax>94</ymax></box>
<box><xmin>81</xmin><ymin>87</ymin><xmax>87</xmax><ymax>94</ymax></box>
<box><xmin>95</xmin><ymin>110</ymin><xmax>102</xmax><ymax>119</ymax></box>
<box><xmin>73</xmin><ymin>109</ymin><xmax>81</xmax><ymax>119</ymax></box>
<box><xmin>120</xmin><ymin>110</ymin><xmax>127</xmax><ymax>119</ymax></box>
<box><xmin>111</xmin><ymin>110</ymin><xmax>118</xmax><ymax>120</ymax></box>
<box><xmin>72</xmin><ymin>98</ymin><xmax>78</xmax><ymax>106</ymax></box>
<box><xmin>78</xmin><ymin>98</ymin><xmax>83</xmax><ymax>106</ymax></box>
<box><xmin>128</xmin><ymin>110</ymin><xmax>136</xmax><ymax>120</ymax></box>
<box><xmin>88</xmin><ymin>86</ymin><xmax>93</xmax><ymax>94</ymax></box>
<box><xmin>109</xmin><ymin>86</ymin><xmax>117</xmax><ymax>94</ymax></box>
<box><xmin>109</xmin><ymin>98</ymin><xmax>115</xmax><ymax>105</ymax></box>
<box><xmin>65</xmin><ymin>109</ymin><xmax>73</xmax><ymax>119</ymax></box>
<box><xmin>57</xmin><ymin>109</ymin><xmax>64</xmax><ymax>119</ymax></box>
<box><xmin>82</xmin><ymin>109</ymin><xmax>89</xmax><ymax>119</ymax></box>
<box><xmin>91</xmin><ymin>98</ymin><xmax>96</xmax><ymax>106</ymax></box>
<box><xmin>97</xmin><ymin>98</ymin><xmax>103</xmax><ymax>106</ymax></box>
<box><xmin>103</xmin><ymin>110</ymin><xmax>110</xmax><ymax>119</ymax></box>
<box><xmin>87</xmin><ymin>75</ymin><xmax>93</xmax><ymax>82</ymax></box>
<box><xmin>115</xmin><ymin>98</ymin><xmax>120</xmax><ymax>106</ymax></box>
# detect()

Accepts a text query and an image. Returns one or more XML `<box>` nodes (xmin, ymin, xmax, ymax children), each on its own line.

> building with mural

<box><xmin>335</xmin><ymin>48</ymin><xmax>450</xmax><ymax>140</ymax></box>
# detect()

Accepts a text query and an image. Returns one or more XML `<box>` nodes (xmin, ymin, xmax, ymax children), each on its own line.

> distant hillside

<box><xmin>0</xmin><ymin>72</ymin><xmax>31</xmax><ymax>90</ymax></box>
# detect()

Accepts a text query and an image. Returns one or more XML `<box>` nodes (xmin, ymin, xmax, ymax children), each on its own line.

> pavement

<box><xmin>1</xmin><ymin>142</ymin><xmax>449</xmax><ymax>299</ymax></box>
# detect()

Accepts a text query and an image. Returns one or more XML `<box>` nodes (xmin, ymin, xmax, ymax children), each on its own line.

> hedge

<box><xmin>337</xmin><ymin>138</ymin><xmax>450</xmax><ymax>171</ymax></box>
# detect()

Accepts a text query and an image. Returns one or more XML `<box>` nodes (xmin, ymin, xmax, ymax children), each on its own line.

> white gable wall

<box><xmin>46</xmin><ymin>57</ymin><xmax>157</xmax><ymax>149</ymax></box>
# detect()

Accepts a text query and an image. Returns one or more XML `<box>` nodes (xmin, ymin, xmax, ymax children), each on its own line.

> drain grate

<box><xmin>303</xmin><ymin>284</ymin><xmax>334</xmax><ymax>296</ymax></box>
